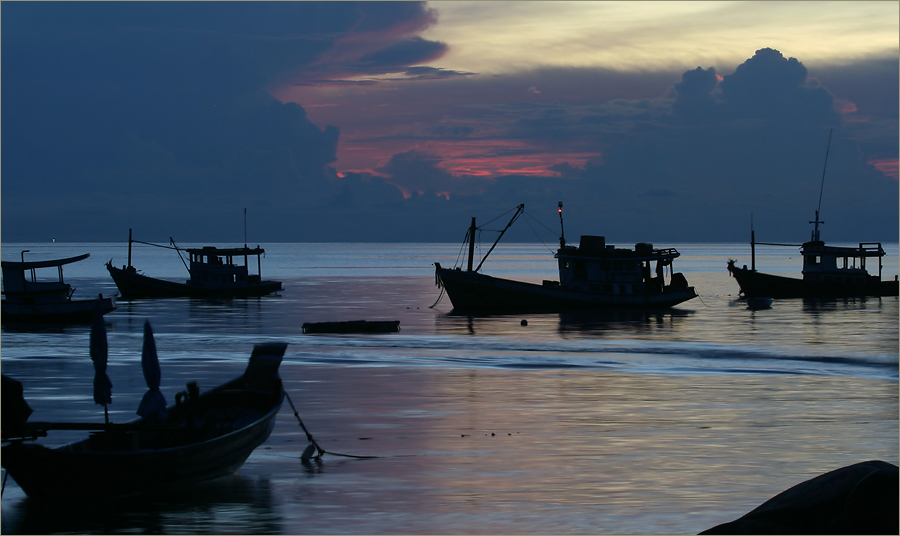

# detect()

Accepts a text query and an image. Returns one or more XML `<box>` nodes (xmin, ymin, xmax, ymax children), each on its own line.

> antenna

<box><xmin>811</xmin><ymin>129</ymin><xmax>832</xmax><ymax>242</ymax></box>
<box><xmin>244</xmin><ymin>208</ymin><xmax>248</xmax><ymax>248</ymax></box>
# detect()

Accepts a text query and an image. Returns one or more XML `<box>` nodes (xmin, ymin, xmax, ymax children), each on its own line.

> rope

<box><xmin>1</xmin><ymin>470</ymin><xmax>7</xmax><ymax>497</ymax></box>
<box><xmin>283</xmin><ymin>390</ymin><xmax>379</xmax><ymax>460</ymax></box>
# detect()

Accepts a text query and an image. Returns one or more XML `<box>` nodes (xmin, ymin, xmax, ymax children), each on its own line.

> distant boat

<box><xmin>434</xmin><ymin>203</ymin><xmax>697</xmax><ymax>313</ymax></box>
<box><xmin>1</xmin><ymin>252</ymin><xmax>116</xmax><ymax>323</ymax></box>
<box><xmin>106</xmin><ymin>229</ymin><xmax>283</xmax><ymax>299</ymax></box>
<box><xmin>302</xmin><ymin>320</ymin><xmax>401</xmax><ymax>334</ymax></box>
<box><xmin>1</xmin><ymin>341</ymin><xmax>288</xmax><ymax>502</ymax></box>
<box><xmin>727</xmin><ymin>130</ymin><xmax>899</xmax><ymax>299</ymax></box>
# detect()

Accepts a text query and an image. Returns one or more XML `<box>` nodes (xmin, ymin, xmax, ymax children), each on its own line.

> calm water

<box><xmin>1</xmin><ymin>241</ymin><xmax>898</xmax><ymax>534</ymax></box>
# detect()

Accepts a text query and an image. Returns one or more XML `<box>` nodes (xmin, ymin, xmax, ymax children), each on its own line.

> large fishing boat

<box><xmin>106</xmin><ymin>229</ymin><xmax>283</xmax><ymax>299</ymax></box>
<box><xmin>1</xmin><ymin>252</ymin><xmax>116</xmax><ymax>323</ymax></box>
<box><xmin>727</xmin><ymin>130</ymin><xmax>899</xmax><ymax>299</ymax></box>
<box><xmin>434</xmin><ymin>204</ymin><xmax>697</xmax><ymax>313</ymax></box>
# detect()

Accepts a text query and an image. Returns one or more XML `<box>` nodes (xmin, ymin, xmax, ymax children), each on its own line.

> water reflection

<box><xmin>2</xmin><ymin>474</ymin><xmax>280</xmax><ymax>535</ymax></box>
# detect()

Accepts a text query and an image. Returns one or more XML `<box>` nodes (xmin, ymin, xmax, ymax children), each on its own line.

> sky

<box><xmin>2</xmin><ymin>1</ymin><xmax>898</xmax><ymax>245</ymax></box>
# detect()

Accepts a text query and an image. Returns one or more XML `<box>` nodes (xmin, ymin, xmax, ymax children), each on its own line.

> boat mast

<box><xmin>467</xmin><ymin>217</ymin><xmax>477</xmax><ymax>272</ymax></box>
<box><xmin>810</xmin><ymin>129</ymin><xmax>832</xmax><ymax>242</ymax></box>
<box><xmin>558</xmin><ymin>201</ymin><xmax>566</xmax><ymax>248</ymax></box>
<box><xmin>127</xmin><ymin>228</ymin><xmax>133</xmax><ymax>268</ymax></box>
<box><xmin>750</xmin><ymin>214</ymin><xmax>756</xmax><ymax>271</ymax></box>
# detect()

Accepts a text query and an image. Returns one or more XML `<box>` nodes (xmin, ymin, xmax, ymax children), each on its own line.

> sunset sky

<box><xmin>2</xmin><ymin>1</ymin><xmax>897</xmax><ymax>243</ymax></box>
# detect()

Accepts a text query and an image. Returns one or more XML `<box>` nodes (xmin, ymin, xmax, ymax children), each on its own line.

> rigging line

<box><xmin>817</xmin><ymin>128</ymin><xmax>833</xmax><ymax>215</ymax></box>
<box><xmin>284</xmin><ymin>390</ymin><xmax>380</xmax><ymax>460</ymax></box>
<box><xmin>129</xmin><ymin>239</ymin><xmax>179</xmax><ymax>250</ymax></box>
<box><xmin>477</xmin><ymin>205</ymin><xmax>521</xmax><ymax>229</ymax></box>
<box><xmin>521</xmin><ymin>210</ymin><xmax>560</xmax><ymax>238</ymax></box>
<box><xmin>522</xmin><ymin>217</ymin><xmax>555</xmax><ymax>254</ymax></box>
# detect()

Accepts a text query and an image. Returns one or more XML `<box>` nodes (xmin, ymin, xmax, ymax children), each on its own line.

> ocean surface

<box><xmin>1</xmin><ymin>241</ymin><xmax>898</xmax><ymax>534</ymax></box>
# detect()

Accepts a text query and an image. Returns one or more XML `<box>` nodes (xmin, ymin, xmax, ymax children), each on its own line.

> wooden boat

<box><xmin>434</xmin><ymin>204</ymin><xmax>697</xmax><ymax>313</ymax></box>
<box><xmin>1</xmin><ymin>252</ymin><xmax>116</xmax><ymax>323</ymax></box>
<box><xmin>302</xmin><ymin>320</ymin><xmax>401</xmax><ymax>334</ymax></box>
<box><xmin>727</xmin><ymin>131</ymin><xmax>899</xmax><ymax>299</ymax></box>
<box><xmin>1</xmin><ymin>342</ymin><xmax>287</xmax><ymax>502</ymax></box>
<box><xmin>106</xmin><ymin>229</ymin><xmax>283</xmax><ymax>299</ymax></box>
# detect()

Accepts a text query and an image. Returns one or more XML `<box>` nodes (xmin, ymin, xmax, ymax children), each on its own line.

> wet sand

<box><xmin>5</xmin><ymin>362</ymin><xmax>895</xmax><ymax>534</ymax></box>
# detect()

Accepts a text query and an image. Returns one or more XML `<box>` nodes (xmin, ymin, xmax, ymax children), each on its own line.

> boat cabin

<box><xmin>553</xmin><ymin>236</ymin><xmax>688</xmax><ymax>295</ymax></box>
<box><xmin>801</xmin><ymin>241</ymin><xmax>886</xmax><ymax>285</ymax></box>
<box><xmin>1</xmin><ymin>253</ymin><xmax>89</xmax><ymax>304</ymax></box>
<box><xmin>186</xmin><ymin>246</ymin><xmax>267</xmax><ymax>288</ymax></box>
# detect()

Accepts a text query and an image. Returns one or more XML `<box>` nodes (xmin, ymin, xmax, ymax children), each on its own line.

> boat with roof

<box><xmin>434</xmin><ymin>203</ymin><xmax>697</xmax><ymax>313</ymax></box>
<box><xmin>106</xmin><ymin>228</ymin><xmax>282</xmax><ymax>299</ymax></box>
<box><xmin>1</xmin><ymin>251</ymin><xmax>116</xmax><ymax>323</ymax></box>
<box><xmin>727</xmin><ymin>130</ymin><xmax>899</xmax><ymax>299</ymax></box>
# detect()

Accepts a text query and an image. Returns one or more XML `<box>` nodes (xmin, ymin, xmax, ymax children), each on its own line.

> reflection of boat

<box><xmin>106</xmin><ymin>229</ymin><xmax>282</xmax><ymax>299</ymax></box>
<box><xmin>1</xmin><ymin>342</ymin><xmax>287</xmax><ymax>502</ymax></box>
<box><xmin>1</xmin><ymin>252</ymin><xmax>116</xmax><ymax>323</ymax></box>
<box><xmin>302</xmin><ymin>320</ymin><xmax>400</xmax><ymax>334</ymax></box>
<box><xmin>434</xmin><ymin>204</ymin><xmax>697</xmax><ymax>313</ymax></box>
<box><xmin>727</xmin><ymin>131</ymin><xmax>899</xmax><ymax>299</ymax></box>
<box><xmin>745</xmin><ymin>297</ymin><xmax>774</xmax><ymax>310</ymax></box>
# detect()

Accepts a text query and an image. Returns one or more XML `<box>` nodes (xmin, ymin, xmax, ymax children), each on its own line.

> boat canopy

<box><xmin>1</xmin><ymin>253</ymin><xmax>90</xmax><ymax>271</ymax></box>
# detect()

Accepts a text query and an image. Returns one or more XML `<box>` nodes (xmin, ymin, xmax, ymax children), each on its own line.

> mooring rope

<box><xmin>283</xmin><ymin>390</ymin><xmax>380</xmax><ymax>460</ymax></box>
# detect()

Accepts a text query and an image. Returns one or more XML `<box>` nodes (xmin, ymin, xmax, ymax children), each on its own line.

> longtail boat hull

<box><xmin>1</xmin><ymin>343</ymin><xmax>287</xmax><ymax>502</ymax></box>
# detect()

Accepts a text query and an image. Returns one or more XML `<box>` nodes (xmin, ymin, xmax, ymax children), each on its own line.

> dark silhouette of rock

<box><xmin>701</xmin><ymin>460</ymin><xmax>898</xmax><ymax>534</ymax></box>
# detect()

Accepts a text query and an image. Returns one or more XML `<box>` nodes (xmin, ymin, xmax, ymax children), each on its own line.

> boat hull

<box><xmin>107</xmin><ymin>264</ymin><xmax>282</xmax><ymax>299</ymax></box>
<box><xmin>1</xmin><ymin>344</ymin><xmax>286</xmax><ymax>501</ymax></box>
<box><xmin>728</xmin><ymin>265</ymin><xmax>899</xmax><ymax>299</ymax></box>
<box><xmin>436</xmin><ymin>266</ymin><xmax>697</xmax><ymax>313</ymax></box>
<box><xmin>1</xmin><ymin>296</ymin><xmax>116</xmax><ymax>324</ymax></box>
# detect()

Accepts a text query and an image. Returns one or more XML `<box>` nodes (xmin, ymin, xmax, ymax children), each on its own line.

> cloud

<box><xmin>374</xmin><ymin>150</ymin><xmax>489</xmax><ymax>197</ymax></box>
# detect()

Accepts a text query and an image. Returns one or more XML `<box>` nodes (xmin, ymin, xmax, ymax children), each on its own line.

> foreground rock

<box><xmin>701</xmin><ymin>460</ymin><xmax>898</xmax><ymax>534</ymax></box>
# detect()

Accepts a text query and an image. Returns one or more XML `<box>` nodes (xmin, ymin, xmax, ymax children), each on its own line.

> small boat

<box><xmin>1</xmin><ymin>341</ymin><xmax>288</xmax><ymax>502</ymax></box>
<box><xmin>434</xmin><ymin>203</ymin><xmax>697</xmax><ymax>313</ymax></box>
<box><xmin>302</xmin><ymin>320</ymin><xmax>401</xmax><ymax>334</ymax></box>
<box><xmin>106</xmin><ymin>229</ymin><xmax>283</xmax><ymax>299</ymax></box>
<box><xmin>1</xmin><ymin>252</ymin><xmax>116</xmax><ymax>323</ymax></box>
<box><xmin>727</xmin><ymin>131</ymin><xmax>899</xmax><ymax>299</ymax></box>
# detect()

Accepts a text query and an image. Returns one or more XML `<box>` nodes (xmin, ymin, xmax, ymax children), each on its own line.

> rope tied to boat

<box><xmin>283</xmin><ymin>390</ymin><xmax>379</xmax><ymax>460</ymax></box>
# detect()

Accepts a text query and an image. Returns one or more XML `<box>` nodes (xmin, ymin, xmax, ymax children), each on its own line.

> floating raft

<box><xmin>301</xmin><ymin>320</ymin><xmax>400</xmax><ymax>334</ymax></box>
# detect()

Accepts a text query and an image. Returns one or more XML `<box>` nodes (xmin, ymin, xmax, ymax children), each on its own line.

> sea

<box><xmin>1</xmin><ymin>241</ymin><xmax>897</xmax><ymax>534</ymax></box>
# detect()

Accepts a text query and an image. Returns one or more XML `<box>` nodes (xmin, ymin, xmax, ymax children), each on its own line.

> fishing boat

<box><xmin>106</xmin><ymin>229</ymin><xmax>283</xmax><ymax>299</ymax></box>
<box><xmin>727</xmin><ymin>131</ymin><xmax>899</xmax><ymax>299</ymax></box>
<box><xmin>1</xmin><ymin>252</ymin><xmax>116</xmax><ymax>323</ymax></box>
<box><xmin>1</xmin><ymin>341</ymin><xmax>288</xmax><ymax>502</ymax></box>
<box><xmin>434</xmin><ymin>203</ymin><xmax>697</xmax><ymax>313</ymax></box>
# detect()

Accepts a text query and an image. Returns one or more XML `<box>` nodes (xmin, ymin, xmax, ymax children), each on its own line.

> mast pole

<box><xmin>467</xmin><ymin>217</ymin><xmax>477</xmax><ymax>272</ymax></box>
<box><xmin>558</xmin><ymin>201</ymin><xmax>566</xmax><ymax>248</ymax></box>
<box><xmin>128</xmin><ymin>228</ymin><xmax>133</xmax><ymax>268</ymax></box>
<box><xmin>750</xmin><ymin>214</ymin><xmax>756</xmax><ymax>271</ymax></box>
<box><xmin>244</xmin><ymin>207</ymin><xmax>248</xmax><ymax>249</ymax></box>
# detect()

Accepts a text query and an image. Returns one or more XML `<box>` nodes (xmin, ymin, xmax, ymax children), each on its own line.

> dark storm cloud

<box><xmin>374</xmin><ymin>150</ymin><xmax>486</xmax><ymax>196</ymax></box>
<box><xmin>357</xmin><ymin>37</ymin><xmax>447</xmax><ymax>71</ymax></box>
<box><xmin>1</xmin><ymin>1</ymin><xmax>438</xmax><ymax>241</ymax></box>
<box><xmin>402</xmin><ymin>49</ymin><xmax>896</xmax><ymax>243</ymax></box>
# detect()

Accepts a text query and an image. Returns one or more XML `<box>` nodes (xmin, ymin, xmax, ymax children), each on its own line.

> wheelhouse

<box><xmin>801</xmin><ymin>241</ymin><xmax>886</xmax><ymax>285</ymax></box>
<box><xmin>555</xmin><ymin>236</ymin><xmax>687</xmax><ymax>295</ymax></box>
<box><xmin>186</xmin><ymin>246</ymin><xmax>266</xmax><ymax>287</ymax></box>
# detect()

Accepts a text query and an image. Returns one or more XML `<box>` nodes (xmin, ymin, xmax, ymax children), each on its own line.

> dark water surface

<box><xmin>2</xmin><ymin>242</ymin><xmax>898</xmax><ymax>534</ymax></box>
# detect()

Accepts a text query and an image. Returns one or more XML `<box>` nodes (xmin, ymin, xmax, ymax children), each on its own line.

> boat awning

<box><xmin>0</xmin><ymin>253</ymin><xmax>90</xmax><ymax>270</ymax></box>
